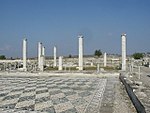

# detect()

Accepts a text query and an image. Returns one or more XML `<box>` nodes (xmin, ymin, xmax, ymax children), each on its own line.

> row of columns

<box><xmin>52</xmin><ymin>35</ymin><xmax>107</xmax><ymax>71</ymax></box>
<box><xmin>22</xmin><ymin>40</ymin><xmax>45</xmax><ymax>72</ymax></box>
<box><xmin>22</xmin><ymin>34</ymin><xmax>127</xmax><ymax>72</ymax></box>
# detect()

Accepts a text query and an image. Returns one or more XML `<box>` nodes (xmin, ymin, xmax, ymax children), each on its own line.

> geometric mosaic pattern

<box><xmin>0</xmin><ymin>76</ymin><xmax>107</xmax><ymax>113</ymax></box>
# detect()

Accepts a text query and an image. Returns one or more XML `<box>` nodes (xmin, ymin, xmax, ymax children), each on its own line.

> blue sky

<box><xmin>0</xmin><ymin>0</ymin><xmax>150</xmax><ymax>58</ymax></box>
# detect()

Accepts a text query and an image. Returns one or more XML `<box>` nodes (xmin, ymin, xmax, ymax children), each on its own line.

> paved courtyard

<box><xmin>0</xmin><ymin>74</ymin><xmax>132</xmax><ymax>113</ymax></box>
<box><xmin>0</xmin><ymin>75</ymin><xmax>107</xmax><ymax>113</ymax></box>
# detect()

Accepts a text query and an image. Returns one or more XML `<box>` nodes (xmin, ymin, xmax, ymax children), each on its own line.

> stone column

<box><xmin>42</xmin><ymin>46</ymin><xmax>45</xmax><ymax>65</ymax></box>
<box><xmin>23</xmin><ymin>38</ymin><xmax>27</xmax><ymax>71</ymax></box>
<box><xmin>38</xmin><ymin>42</ymin><xmax>42</xmax><ymax>69</ymax></box>
<box><xmin>78</xmin><ymin>35</ymin><xmax>83</xmax><ymax>70</ymax></box>
<box><xmin>91</xmin><ymin>62</ymin><xmax>93</xmax><ymax>66</ymax></box>
<box><xmin>104</xmin><ymin>52</ymin><xmax>107</xmax><ymax>67</ymax></box>
<box><xmin>53</xmin><ymin>46</ymin><xmax>57</xmax><ymax>67</ymax></box>
<box><xmin>121</xmin><ymin>33</ymin><xmax>127</xmax><ymax>71</ymax></box>
<box><xmin>40</xmin><ymin>55</ymin><xmax>44</xmax><ymax>71</ymax></box>
<box><xmin>58</xmin><ymin>56</ymin><xmax>63</xmax><ymax>71</ymax></box>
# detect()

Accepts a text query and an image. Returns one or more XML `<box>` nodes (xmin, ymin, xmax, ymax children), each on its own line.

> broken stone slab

<box><xmin>136</xmin><ymin>92</ymin><xmax>147</xmax><ymax>98</ymax></box>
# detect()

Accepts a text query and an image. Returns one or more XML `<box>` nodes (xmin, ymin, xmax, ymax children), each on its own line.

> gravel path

<box><xmin>100</xmin><ymin>76</ymin><xmax>136</xmax><ymax>113</ymax></box>
<box><xmin>113</xmin><ymin>79</ymin><xmax>136</xmax><ymax>113</ymax></box>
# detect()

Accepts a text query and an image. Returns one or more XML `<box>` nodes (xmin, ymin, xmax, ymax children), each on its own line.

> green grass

<box><xmin>103</xmin><ymin>66</ymin><xmax>115</xmax><ymax>70</ymax></box>
<box><xmin>45</xmin><ymin>66</ymin><xmax>117</xmax><ymax>71</ymax></box>
<box><xmin>84</xmin><ymin>66</ymin><xmax>97</xmax><ymax>70</ymax></box>
<box><xmin>45</xmin><ymin>66</ymin><xmax>58</xmax><ymax>71</ymax></box>
<box><xmin>64</xmin><ymin>67</ymin><xmax>78</xmax><ymax>71</ymax></box>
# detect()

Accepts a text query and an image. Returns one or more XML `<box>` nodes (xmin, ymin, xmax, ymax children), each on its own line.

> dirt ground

<box><xmin>126</xmin><ymin>66</ymin><xmax>150</xmax><ymax>113</ymax></box>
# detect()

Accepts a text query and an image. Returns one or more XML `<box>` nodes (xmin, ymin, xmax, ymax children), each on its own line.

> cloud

<box><xmin>0</xmin><ymin>45</ymin><xmax>12</xmax><ymax>51</ymax></box>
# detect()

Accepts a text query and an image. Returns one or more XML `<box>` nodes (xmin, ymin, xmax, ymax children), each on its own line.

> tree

<box><xmin>94</xmin><ymin>49</ymin><xmax>102</xmax><ymax>57</ymax></box>
<box><xmin>0</xmin><ymin>55</ymin><xmax>6</xmax><ymax>60</ymax></box>
<box><xmin>69</xmin><ymin>54</ymin><xmax>72</xmax><ymax>58</ymax></box>
<box><xmin>132</xmin><ymin>53</ymin><xmax>143</xmax><ymax>59</ymax></box>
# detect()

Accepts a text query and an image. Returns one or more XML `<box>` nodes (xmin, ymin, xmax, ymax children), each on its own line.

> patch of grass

<box><xmin>45</xmin><ymin>66</ymin><xmax>78</xmax><ymax>71</ymax></box>
<box><xmin>64</xmin><ymin>67</ymin><xmax>78</xmax><ymax>71</ymax></box>
<box><xmin>84</xmin><ymin>66</ymin><xmax>97</xmax><ymax>70</ymax></box>
<box><xmin>45</xmin><ymin>66</ymin><xmax>58</xmax><ymax>71</ymax></box>
<box><xmin>103</xmin><ymin>66</ymin><xmax>115</xmax><ymax>70</ymax></box>
<box><xmin>103</xmin><ymin>66</ymin><xmax>117</xmax><ymax>71</ymax></box>
<box><xmin>45</xmin><ymin>66</ymin><xmax>116</xmax><ymax>71</ymax></box>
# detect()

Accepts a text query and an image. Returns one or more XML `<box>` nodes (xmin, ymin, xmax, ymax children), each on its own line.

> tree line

<box><xmin>94</xmin><ymin>49</ymin><xmax>144</xmax><ymax>60</ymax></box>
<box><xmin>0</xmin><ymin>55</ymin><xmax>6</xmax><ymax>60</ymax></box>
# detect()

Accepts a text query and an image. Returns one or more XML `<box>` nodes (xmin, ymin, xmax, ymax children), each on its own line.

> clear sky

<box><xmin>0</xmin><ymin>0</ymin><xmax>150</xmax><ymax>58</ymax></box>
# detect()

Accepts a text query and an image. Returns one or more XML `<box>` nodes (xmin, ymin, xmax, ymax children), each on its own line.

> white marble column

<box><xmin>38</xmin><ymin>42</ymin><xmax>42</xmax><ymax>69</ymax></box>
<box><xmin>78</xmin><ymin>35</ymin><xmax>83</xmax><ymax>70</ymax></box>
<box><xmin>104</xmin><ymin>52</ymin><xmax>107</xmax><ymax>67</ymax></box>
<box><xmin>42</xmin><ymin>46</ymin><xmax>45</xmax><ymax>65</ymax></box>
<box><xmin>121</xmin><ymin>33</ymin><xmax>127</xmax><ymax>71</ymax></box>
<box><xmin>23</xmin><ymin>38</ymin><xmax>27</xmax><ymax>71</ymax></box>
<box><xmin>58</xmin><ymin>56</ymin><xmax>63</xmax><ymax>71</ymax></box>
<box><xmin>53</xmin><ymin>46</ymin><xmax>57</xmax><ymax>67</ymax></box>
<box><xmin>40</xmin><ymin>55</ymin><xmax>44</xmax><ymax>71</ymax></box>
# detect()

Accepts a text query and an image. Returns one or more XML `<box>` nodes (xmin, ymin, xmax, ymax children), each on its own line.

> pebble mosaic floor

<box><xmin>0</xmin><ymin>76</ymin><xmax>107</xmax><ymax>113</ymax></box>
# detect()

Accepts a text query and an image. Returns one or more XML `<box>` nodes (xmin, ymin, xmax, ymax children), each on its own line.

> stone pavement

<box><xmin>0</xmin><ymin>75</ymin><xmax>107</xmax><ymax>113</ymax></box>
<box><xmin>0</xmin><ymin>74</ymin><xmax>133</xmax><ymax>113</ymax></box>
<box><xmin>100</xmin><ymin>77</ymin><xmax>116</xmax><ymax>113</ymax></box>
